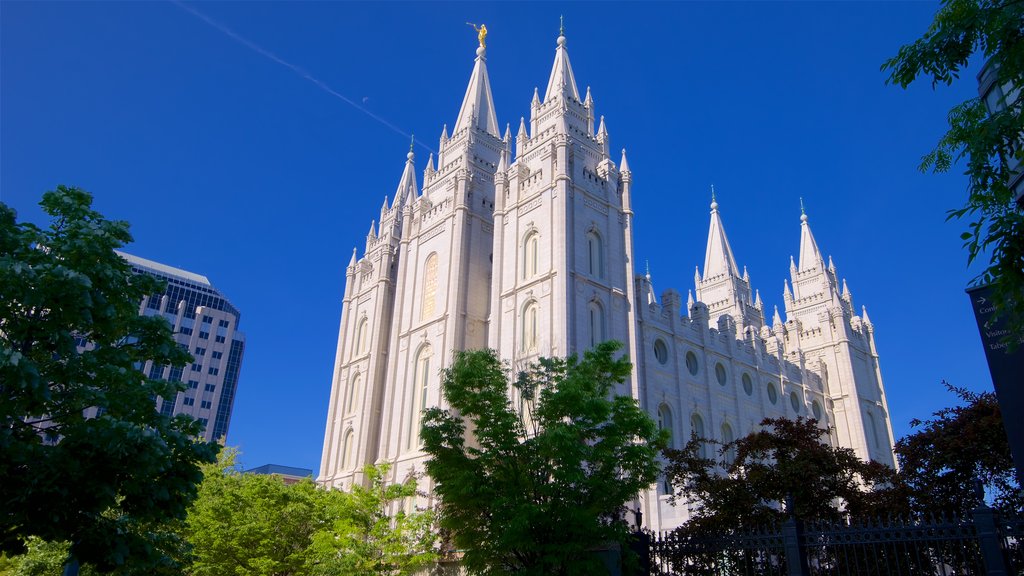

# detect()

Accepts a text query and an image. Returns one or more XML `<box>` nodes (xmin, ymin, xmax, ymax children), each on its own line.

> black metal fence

<box><xmin>645</xmin><ymin>503</ymin><xmax>1024</xmax><ymax>576</ymax></box>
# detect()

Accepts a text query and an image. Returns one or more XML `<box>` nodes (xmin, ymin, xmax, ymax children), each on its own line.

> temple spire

<box><xmin>619</xmin><ymin>148</ymin><xmax>630</xmax><ymax>172</ymax></box>
<box><xmin>393</xmin><ymin>146</ymin><xmax>418</xmax><ymax>208</ymax></box>
<box><xmin>702</xmin><ymin>195</ymin><xmax>741</xmax><ymax>280</ymax></box>
<box><xmin>543</xmin><ymin>23</ymin><xmax>580</xmax><ymax>103</ymax></box>
<box><xmin>798</xmin><ymin>205</ymin><xmax>824</xmax><ymax>272</ymax></box>
<box><xmin>453</xmin><ymin>31</ymin><xmax>500</xmax><ymax>137</ymax></box>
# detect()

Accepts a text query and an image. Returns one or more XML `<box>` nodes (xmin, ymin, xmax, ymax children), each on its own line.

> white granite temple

<box><xmin>318</xmin><ymin>28</ymin><xmax>895</xmax><ymax>531</ymax></box>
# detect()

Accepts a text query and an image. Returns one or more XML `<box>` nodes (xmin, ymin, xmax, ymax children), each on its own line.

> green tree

<box><xmin>186</xmin><ymin>451</ymin><xmax>323</xmax><ymax>576</ymax></box>
<box><xmin>883</xmin><ymin>0</ymin><xmax>1024</xmax><ymax>336</ymax></box>
<box><xmin>664</xmin><ymin>417</ymin><xmax>905</xmax><ymax>533</ymax></box>
<box><xmin>306</xmin><ymin>464</ymin><xmax>436</xmax><ymax>576</ymax></box>
<box><xmin>421</xmin><ymin>341</ymin><xmax>665</xmax><ymax>576</ymax></box>
<box><xmin>896</xmin><ymin>383</ymin><xmax>1023</xmax><ymax>516</ymax></box>
<box><xmin>0</xmin><ymin>538</ymin><xmax>98</xmax><ymax>576</ymax></box>
<box><xmin>0</xmin><ymin>187</ymin><xmax>220</xmax><ymax>571</ymax></box>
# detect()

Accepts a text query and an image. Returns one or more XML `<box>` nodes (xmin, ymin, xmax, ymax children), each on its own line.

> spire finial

<box><xmin>710</xmin><ymin>184</ymin><xmax>718</xmax><ymax>210</ymax></box>
<box><xmin>408</xmin><ymin>134</ymin><xmax>415</xmax><ymax>160</ymax></box>
<box><xmin>645</xmin><ymin>259</ymin><xmax>651</xmax><ymax>279</ymax></box>
<box><xmin>800</xmin><ymin>197</ymin><xmax>808</xmax><ymax>223</ymax></box>
<box><xmin>560</xmin><ymin>15</ymin><xmax>564</xmax><ymax>36</ymax></box>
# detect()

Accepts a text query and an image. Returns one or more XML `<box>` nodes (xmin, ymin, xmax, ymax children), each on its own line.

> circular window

<box><xmin>812</xmin><ymin>400</ymin><xmax>822</xmax><ymax>420</ymax></box>
<box><xmin>715</xmin><ymin>363</ymin><xmax>727</xmax><ymax>386</ymax></box>
<box><xmin>767</xmin><ymin>383</ymin><xmax>778</xmax><ymax>405</ymax></box>
<box><xmin>653</xmin><ymin>339</ymin><xmax>668</xmax><ymax>365</ymax></box>
<box><xmin>685</xmin><ymin>351</ymin><xmax>699</xmax><ymax>376</ymax></box>
<box><xmin>742</xmin><ymin>373</ymin><xmax>753</xmax><ymax>396</ymax></box>
<box><xmin>790</xmin><ymin>391</ymin><xmax>801</xmax><ymax>413</ymax></box>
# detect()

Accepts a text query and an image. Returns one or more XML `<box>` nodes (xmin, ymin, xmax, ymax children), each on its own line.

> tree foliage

<box><xmin>896</xmin><ymin>382</ymin><xmax>1023</xmax><ymax>516</ymax></box>
<box><xmin>664</xmin><ymin>417</ymin><xmax>905</xmax><ymax>535</ymax></box>
<box><xmin>883</xmin><ymin>0</ymin><xmax>1024</xmax><ymax>336</ymax></box>
<box><xmin>187</xmin><ymin>451</ymin><xmax>435</xmax><ymax>576</ymax></box>
<box><xmin>0</xmin><ymin>186</ymin><xmax>219</xmax><ymax>570</ymax></box>
<box><xmin>421</xmin><ymin>341</ymin><xmax>666</xmax><ymax>576</ymax></box>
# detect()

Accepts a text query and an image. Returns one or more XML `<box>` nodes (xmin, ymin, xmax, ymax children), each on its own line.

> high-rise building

<box><xmin>318</xmin><ymin>30</ymin><xmax>894</xmax><ymax>531</ymax></box>
<box><xmin>115</xmin><ymin>251</ymin><xmax>245</xmax><ymax>443</ymax></box>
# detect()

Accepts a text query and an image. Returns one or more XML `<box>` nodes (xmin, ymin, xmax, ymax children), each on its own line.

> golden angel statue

<box><xmin>467</xmin><ymin>22</ymin><xmax>487</xmax><ymax>48</ymax></box>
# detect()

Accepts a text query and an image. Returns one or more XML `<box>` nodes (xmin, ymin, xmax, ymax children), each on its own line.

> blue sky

<box><xmin>1</xmin><ymin>1</ymin><xmax>990</xmax><ymax>474</ymax></box>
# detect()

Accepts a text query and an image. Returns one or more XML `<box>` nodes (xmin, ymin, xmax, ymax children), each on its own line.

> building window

<box><xmin>183</xmin><ymin>397</ymin><xmax>195</xmax><ymax>406</ymax></box>
<box><xmin>722</xmin><ymin>423</ymin><xmax>736</xmax><ymax>464</ymax></box>
<box><xmin>421</xmin><ymin>253</ymin><xmax>439</xmax><ymax>320</ymax></box>
<box><xmin>180</xmin><ymin>326</ymin><xmax>193</xmax><ymax>336</ymax></box>
<box><xmin>212</xmin><ymin>351</ymin><xmax>223</xmax><ymax>360</ymax></box>
<box><xmin>521</xmin><ymin>301</ymin><xmax>539</xmax><ymax>352</ymax></box>
<box><xmin>195</xmin><ymin>347</ymin><xmax>206</xmax><ymax>356</ymax></box>
<box><xmin>685</xmin><ymin>351</ymin><xmax>699</xmax><ymax>376</ymax></box>
<box><xmin>204</xmin><ymin>383</ymin><xmax>216</xmax><ymax>392</ymax></box>
<box><xmin>588</xmin><ymin>301</ymin><xmax>605</xmax><ymax>348</ymax></box>
<box><xmin>406</xmin><ymin>346</ymin><xmax>432</xmax><ymax>450</ymax></box>
<box><xmin>199</xmin><ymin>331</ymin><xmax>209</xmax><ymax>340</ymax></box>
<box><xmin>523</xmin><ymin>231</ymin><xmax>539</xmax><ymax>279</ymax></box>
<box><xmin>586</xmin><ymin>230</ymin><xmax>604</xmax><ymax>278</ymax></box>
<box><xmin>812</xmin><ymin>400</ymin><xmax>823</xmax><ymax>420</ymax></box>
<box><xmin>767</xmin><ymin>382</ymin><xmax>778</xmax><ymax>405</ymax></box>
<box><xmin>208</xmin><ymin>367</ymin><xmax>219</xmax><ymax>376</ymax></box>
<box><xmin>790</xmin><ymin>391</ymin><xmax>801</xmax><ymax>413</ymax></box>
<box><xmin>191</xmin><ymin>363</ymin><xmax>202</xmax><ymax>372</ymax></box>
<box><xmin>691</xmin><ymin>413</ymin><xmax>707</xmax><ymax>458</ymax></box>
<box><xmin>347</xmin><ymin>373</ymin><xmax>361</xmax><ymax>414</ymax></box>
<box><xmin>355</xmin><ymin>317</ymin><xmax>369</xmax><ymax>355</ymax></box>
<box><xmin>219</xmin><ymin>319</ymin><xmax>229</xmax><ymax>328</ymax></box>
<box><xmin>867</xmin><ymin>411</ymin><xmax>881</xmax><ymax>449</ymax></box>
<box><xmin>342</xmin><ymin>429</ymin><xmax>354</xmax><ymax>471</ymax></box>
<box><xmin>188</xmin><ymin>380</ymin><xmax>199</xmax><ymax>389</ymax></box>
<box><xmin>653</xmin><ymin>339</ymin><xmax>668</xmax><ymax>365</ymax></box>
<box><xmin>202</xmin><ymin>315</ymin><xmax>213</xmax><ymax>324</ymax></box>
<box><xmin>201</xmin><ymin>400</ymin><xmax>212</xmax><ymax>410</ymax></box>
<box><xmin>215</xmin><ymin>335</ymin><xmax>225</xmax><ymax>343</ymax></box>
<box><xmin>742</xmin><ymin>373</ymin><xmax>753</xmax><ymax>396</ymax></box>
<box><xmin>658</xmin><ymin>404</ymin><xmax>674</xmax><ymax>449</ymax></box>
<box><xmin>199</xmin><ymin>417</ymin><xmax>208</xmax><ymax>429</ymax></box>
<box><xmin>715</xmin><ymin>362</ymin><xmax>727</xmax><ymax>386</ymax></box>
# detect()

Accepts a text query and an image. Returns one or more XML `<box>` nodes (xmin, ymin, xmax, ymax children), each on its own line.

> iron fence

<box><xmin>644</xmin><ymin>503</ymin><xmax>1023</xmax><ymax>576</ymax></box>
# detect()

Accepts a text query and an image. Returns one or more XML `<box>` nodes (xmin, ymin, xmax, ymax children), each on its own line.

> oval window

<box><xmin>767</xmin><ymin>383</ymin><xmax>778</xmax><ymax>405</ymax></box>
<box><xmin>715</xmin><ymin>363</ymin><xmax>727</xmax><ymax>386</ymax></box>
<box><xmin>812</xmin><ymin>400</ymin><xmax>823</xmax><ymax>420</ymax></box>
<box><xmin>742</xmin><ymin>373</ymin><xmax>753</xmax><ymax>396</ymax></box>
<box><xmin>685</xmin><ymin>351</ymin><xmax>699</xmax><ymax>376</ymax></box>
<box><xmin>654</xmin><ymin>339</ymin><xmax>668</xmax><ymax>365</ymax></box>
<box><xmin>790</xmin><ymin>391</ymin><xmax>801</xmax><ymax>413</ymax></box>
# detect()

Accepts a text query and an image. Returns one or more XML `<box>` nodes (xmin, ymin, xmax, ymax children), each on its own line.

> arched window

<box><xmin>354</xmin><ymin>317</ymin><xmax>368</xmax><ymax>356</ymax></box>
<box><xmin>691</xmin><ymin>413</ymin><xmax>707</xmax><ymax>458</ymax></box>
<box><xmin>341</xmin><ymin>429</ymin><xmax>354</xmax><ymax>470</ymax></box>
<box><xmin>588</xmin><ymin>301</ymin><xmax>605</xmax><ymax>348</ymax></box>
<box><xmin>721</xmin><ymin>423</ymin><xmax>736</xmax><ymax>464</ymax></box>
<box><xmin>866</xmin><ymin>411</ymin><xmax>881</xmax><ymax>449</ymax></box>
<box><xmin>586</xmin><ymin>230</ymin><xmax>604</xmax><ymax>278</ymax></box>
<box><xmin>658</xmin><ymin>404</ymin><xmax>674</xmax><ymax>449</ymax></box>
<box><xmin>346</xmin><ymin>373</ymin><xmax>362</xmax><ymax>414</ymax></box>
<box><xmin>523</xmin><ymin>231</ymin><xmax>539</xmax><ymax>280</ymax></box>
<box><xmin>406</xmin><ymin>345</ymin><xmax>432</xmax><ymax>450</ymax></box>
<box><xmin>421</xmin><ymin>253</ymin><xmax>438</xmax><ymax>320</ymax></box>
<box><xmin>521</xmin><ymin>301</ymin><xmax>539</xmax><ymax>352</ymax></box>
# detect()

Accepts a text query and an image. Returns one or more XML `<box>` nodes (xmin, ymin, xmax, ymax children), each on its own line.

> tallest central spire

<box><xmin>452</xmin><ymin>26</ymin><xmax>500</xmax><ymax>138</ymax></box>
<box><xmin>543</xmin><ymin>25</ymin><xmax>580</xmax><ymax>103</ymax></box>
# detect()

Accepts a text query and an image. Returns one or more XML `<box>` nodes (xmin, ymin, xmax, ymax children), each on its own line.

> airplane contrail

<box><xmin>169</xmin><ymin>0</ymin><xmax>435</xmax><ymax>154</ymax></box>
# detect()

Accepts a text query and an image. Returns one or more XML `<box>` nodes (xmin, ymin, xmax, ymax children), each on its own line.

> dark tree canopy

<box><xmin>884</xmin><ymin>0</ymin><xmax>1024</xmax><ymax>337</ymax></box>
<box><xmin>0</xmin><ymin>186</ymin><xmax>219</xmax><ymax>570</ymax></box>
<box><xmin>664</xmin><ymin>417</ymin><xmax>905</xmax><ymax>535</ymax></box>
<box><xmin>421</xmin><ymin>342</ymin><xmax>665</xmax><ymax>576</ymax></box>
<box><xmin>896</xmin><ymin>383</ymin><xmax>1023</xmax><ymax>516</ymax></box>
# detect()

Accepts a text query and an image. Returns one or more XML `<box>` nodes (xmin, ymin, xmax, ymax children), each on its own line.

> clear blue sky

<box><xmin>1</xmin><ymin>1</ymin><xmax>991</xmax><ymax>474</ymax></box>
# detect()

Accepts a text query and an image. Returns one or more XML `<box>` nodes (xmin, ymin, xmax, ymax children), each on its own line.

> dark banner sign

<box><xmin>968</xmin><ymin>284</ymin><xmax>1024</xmax><ymax>486</ymax></box>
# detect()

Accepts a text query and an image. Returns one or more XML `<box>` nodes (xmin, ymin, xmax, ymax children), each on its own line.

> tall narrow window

<box><xmin>421</xmin><ymin>253</ymin><xmax>438</xmax><ymax>320</ymax></box>
<box><xmin>521</xmin><ymin>301</ymin><xmax>539</xmax><ymax>352</ymax></box>
<box><xmin>586</xmin><ymin>230</ymin><xmax>604</xmax><ymax>278</ymax></box>
<box><xmin>588</xmin><ymin>301</ymin><xmax>605</xmax><ymax>348</ymax></box>
<box><xmin>341</xmin><ymin>429</ymin><xmax>354</xmax><ymax>471</ymax></box>
<box><xmin>722</xmin><ymin>423</ymin><xmax>736</xmax><ymax>464</ymax></box>
<box><xmin>354</xmin><ymin>317</ymin><xmax>368</xmax><ymax>355</ymax></box>
<box><xmin>523</xmin><ymin>231</ymin><xmax>539</xmax><ymax>280</ymax></box>
<box><xmin>406</xmin><ymin>345</ymin><xmax>432</xmax><ymax>450</ymax></box>
<box><xmin>658</xmin><ymin>404</ymin><xmax>674</xmax><ymax>449</ymax></box>
<box><xmin>691</xmin><ymin>413</ymin><xmax>707</xmax><ymax>458</ymax></box>
<box><xmin>867</xmin><ymin>411</ymin><xmax>881</xmax><ymax>449</ymax></box>
<box><xmin>346</xmin><ymin>373</ymin><xmax>361</xmax><ymax>414</ymax></box>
